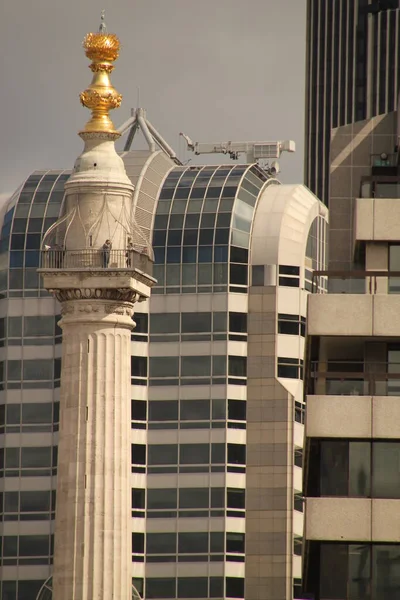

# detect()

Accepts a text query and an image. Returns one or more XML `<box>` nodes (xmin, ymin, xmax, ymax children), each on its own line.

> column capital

<box><xmin>58</xmin><ymin>296</ymin><xmax>138</xmax><ymax>328</ymax></box>
<box><xmin>53</xmin><ymin>286</ymin><xmax>142</xmax><ymax>304</ymax></box>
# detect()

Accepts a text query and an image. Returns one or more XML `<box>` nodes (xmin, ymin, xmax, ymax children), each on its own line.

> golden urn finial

<box><xmin>79</xmin><ymin>13</ymin><xmax>122</xmax><ymax>135</ymax></box>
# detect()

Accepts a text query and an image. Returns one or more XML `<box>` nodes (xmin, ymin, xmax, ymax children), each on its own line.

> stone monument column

<box><xmin>51</xmin><ymin>292</ymin><xmax>138</xmax><ymax>600</ymax></box>
<box><xmin>39</xmin><ymin>15</ymin><xmax>154</xmax><ymax>600</ymax></box>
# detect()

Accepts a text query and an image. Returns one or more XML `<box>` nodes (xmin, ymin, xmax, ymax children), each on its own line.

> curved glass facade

<box><xmin>152</xmin><ymin>164</ymin><xmax>274</xmax><ymax>294</ymax></box>
<box><xmin>0</xmin><ymin>171</ymin><xmax>69</xmax><ymax>298</ymax></box>
<box><xmin>0</xmin><ymin>171</ymin><xmax>66</xmax><ymax>599</ymax></box>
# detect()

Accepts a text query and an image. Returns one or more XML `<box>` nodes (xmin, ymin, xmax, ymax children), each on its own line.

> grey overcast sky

<box><xmin>0</xmin><ymin>0</ymin><xmax>306</xmax><ymax>197</ymax></box>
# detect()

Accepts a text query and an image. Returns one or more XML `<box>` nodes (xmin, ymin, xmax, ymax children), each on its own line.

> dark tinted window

<box><xmin>227</xmin><ymin>489</ymin><xmax>245</xmax><ymax>509</ymax></box>
<box><xmin>132</xmin><ymin>532</ymin><xmax>144</xmax><ymax>554</ymax></box>
<box><xmin>178</xmin><ymin>532</ymin><xmax>208</xmax><ymax>553</ymax></box>
<box><xmin>149</xmin><ymin>401</ymin><xmax>178</xmax><ymax>422</ymax></box>
<box><xmin>226</xmin><ymin>533</ymin><xmax>245</xmax><ymax>553</ymax></box>
<box><xmin>211</xmin><ymin>443</ymin><xmax>225</xmax><ymax>463</ymax></box>
<box><xmin>211</xmin><ymin>488</ymin><xmax>224</xmax><ymax>508</ymax></box>
<box><xmin>149</xmin><ymin>357</ymin><xmax>179</xmax><ymax>378</ymax></box>
<box><xmin>210</xmin><ymin>532</ymin><xmax>224</xmax><ymax>552</ymax></box>
<box><xmin>228</xmin><ymin>400</ymin><xmax>246</xmax><ymax>421</ymax></box>
<box><xmin>147</xmin><ymin>489</ymin><xmax>177</xmax><ymax>510</ymax></box>
<box><xmin>179</xmin><ymin>488</ymin><xmax>209</xmax><ymax>509</ymax></box>
<box><xmin>20</xmin><ymin>491</ymin><xmax>50</xmax><ymax>512</ymax></box>
<box><xmin>19</xmin><ymin>535</ymin><xmax>51</xmax><ymax>556</ymax></box>
<box><xmin>228</xmin><ymin>444</ymin><xmax>246</xmax><ymax>465</ymax></box>
<box><xmin>19</xmin><ymin>581</ymin><xmax>44</xmax><ymax>600</ymax></box>
<box><xmin>179</xmin><ymin>444</ymin><xmax>209</xmax><ymax>464</ymax></box>
<box><xmin>132</xmin><ymin>489</ymin><xmax>145</xmax><ymax>509</ymax></box>
<box><xmin>148</xmin><ymin>445</ymin><xmax>178</xmax><ymax>465</ymax></box>
<box><xmin>147</xmin><ymin>533</ymin><xmax>176</xmax><ymax>554</ymax></box>
<box><xmin>226</xmin><ymin>577</ymin><xmax>244</xmax><ymax>598</ymax></box>
<box><xmin>180</xmin><ymin>400</ymin><xmax>210</xmax><ymax>421</ymax></box>
<box><xmin>319</xmin><ymin>544</ymin><xmax>349</xmax><ymax>600</ymax></box>
<box><xmin>229</xmin><ymin>313</ymin><xmax>247</xmax><ymax>333</ymax></box>
<box><xmin>230</xmin><ymin>264</ymin><xmax>248</xmax><ymax>285</ymax></box>
<box><xmin>372</xmin><ymin>442</ymin><xmax>400</xmax><ymax>498</ymax></box>
<box><xmin>150</xmin><ymin>314</ymin><xmax>180</xmax><ymax>334</ymax></box>
<box><xmin>146</xmin><ymin>578</ymin><xmax>176</xmax><ymax>599</ymax></box>
<box><xmin>228</xmin><ymin>356</ymin><xmax>247</xmax><ymax>377</ymax></box>
<box><xmin>131</xmin><ymin>444</ymin><xmax>146</xmax><ymax>465</ymax></box>
<box><xmin>181</xmin><ymin>313</ymin><xmax>211</xmax><ymax>333</ymax></box>
<box><xmin>134</xmin><ymin>313</ymin><xmax>148</xmax><ymax>333</ymax></box>
<box><xmin>213</xmin><ymin>312</ymin><xmax>227</xmax><ymax>332</ymax></box>
<box><xmin>210</xmin><ymin>578</ymin><xmax>224</xmax><ymax>598</ymax></box>
<box><xmin>24</xmin><ymin>316</ymin><xmax>53</xmax><ymax>336</ymax></box>
<box><xmin>131</xmin><ymin>400</ymin><xmax>146</xmax><ymax>421</ymax></box>
<box><xmin>181</xmin><ymin>356</ymin><xmax>211</xmax><ymax>377</ymax></box>
<box><xmin>177</xmin><ymin>578</ymin><xmax>208</xmax><ymax>599</ymax></box>
<box><xmin>131</xmin><ymin>357</ymin><xmax>147</xmax><ymax>377</ymax></box>
<box><xmin>21</xmin><ymin>447</ymin><xmax>51</xmax><ymax>468</ymax></box>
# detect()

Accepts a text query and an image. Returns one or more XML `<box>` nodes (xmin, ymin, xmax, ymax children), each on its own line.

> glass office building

<box><xmin>0</xmin><ymin>157</ymin><xmax>327</xmax><ymax>600</ymax></box>
<box><xmin>305</xmin><ymin>0</ymin><xmax>400</xmax><ymax>205</ymax></box>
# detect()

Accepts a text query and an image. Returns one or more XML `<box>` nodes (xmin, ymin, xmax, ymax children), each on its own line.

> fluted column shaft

<box><xmin>53</xmin><ymin>299</ymin><xmax>133</xmax><ymax>600</ymax></box>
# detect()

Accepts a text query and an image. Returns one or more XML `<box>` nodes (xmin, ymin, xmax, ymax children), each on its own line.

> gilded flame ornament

<box><xmin>79</xmin><ymin>13</ymin><xmax>122</xmax><ymax>135</ymax></box>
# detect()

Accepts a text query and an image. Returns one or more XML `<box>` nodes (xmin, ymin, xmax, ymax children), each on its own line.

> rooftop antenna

<box><xmin>118</xmin><ymin>108</ymin><xmax>180</xmax><ymax>163</ymax></box>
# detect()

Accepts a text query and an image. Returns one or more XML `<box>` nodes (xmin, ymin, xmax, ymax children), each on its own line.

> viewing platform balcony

<box><xmin>38</xmin><ymin>248</ymin><xmax>156</xmax><ymax>300</ymax></box>
<box><xmin>39</xmin><ymin>248</ymin><xmax>153</xmax><ymax>276</ymax></box>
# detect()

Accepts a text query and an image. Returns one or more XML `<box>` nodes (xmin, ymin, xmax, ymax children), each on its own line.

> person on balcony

<box><xmin>126</xmin><ymin>240</ymin><xmax>134</xmax><ymax>268</ymax></box>
<box><xmin>102</xmin><ymin>239</ymin><xmax>112</xmax><ymax>268</ymax></box>
<box><xmin>53</xmin><ymin>244</ymin><xmax>64</xmax><ymax>268</ymax></box>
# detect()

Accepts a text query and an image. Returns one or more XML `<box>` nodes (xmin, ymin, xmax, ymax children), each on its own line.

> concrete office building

<box><xmin>305</xmin><ymin>0</ymin><xmax>400</xmax><ymax>205</ymax></box>
<box><xmin>0</xmin><ymin>161</ymin><xmax>327</xmax><ymax>600</ymax></box>
<box><xmin>0</xmin><ymin>24</ymin><xmax>328</xmax><ymax>600</ymax></box>
<box><xmin>302</xmin><ymin>108</ymin><xmax>400</xmax><ymax>598</ymax></box>
<box><xmin>0</xmin><ymin>162</ymin><xmax>329</xmax><ymax>600</ymax></box>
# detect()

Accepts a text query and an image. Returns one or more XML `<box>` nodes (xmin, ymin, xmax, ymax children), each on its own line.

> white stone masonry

<box><xmin>53</xmin><ymin>300</ymin><xmax>133</xmax><ymax>600</ymax></box>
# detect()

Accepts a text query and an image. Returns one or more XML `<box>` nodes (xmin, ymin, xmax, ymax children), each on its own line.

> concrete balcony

<box><xmin>308</xmin><ymin>285</ymin><xmax>400</xmax><ymax>337</ymax></box>
<box><xmin>305</xmin><ymin>497</ymin><xmax>400</xmax><ymax>542</ymax></box>
<box><xmin>355</xmin><ymin>197</ymin><xmax>400</xmax><ymax>241</ymax></box>
<box><xmin>305</xmin><ymin>395</ymin><xmax>400</xmax><ymax>439</ymax></box>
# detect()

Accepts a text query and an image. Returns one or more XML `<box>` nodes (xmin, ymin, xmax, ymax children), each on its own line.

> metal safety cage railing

<box><xmin>39</xmin><ymin>248</ymin><xmax>153</xmax><ymax>274</ymax></box>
